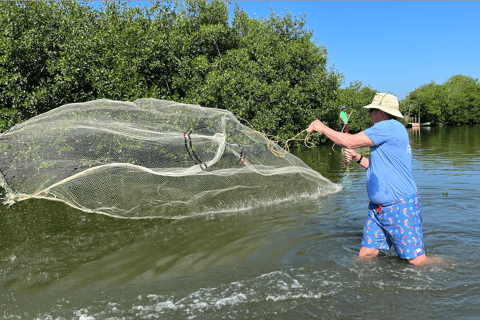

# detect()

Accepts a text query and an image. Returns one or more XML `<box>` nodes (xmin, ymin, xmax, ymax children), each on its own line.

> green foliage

<box><xmin>193</xmin><ymin>5</ymin><xmax>342</xmax><ymax>144</ymax></box>
<box><xmin>402</xmin><ymin>75</ymin><xmax>480</xmax><ymax>126</ymax></box>
<box><xmin>0</xmin><ymin>0</ymin><xmax>342</xmax><ymax>144</ymax></box>
<box><xmin>1</xmin><ymin>1</ymin><xmax>478</xmax><ymax>143</ymax></box>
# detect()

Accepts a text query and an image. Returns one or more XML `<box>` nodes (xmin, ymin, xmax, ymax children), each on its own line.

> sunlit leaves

<box><xmin>402</xmin><ymin>75</ymin><xmax>480</xmax><ymax>125</ymax></box>
<box><xmin>0</xmin><ymin>1</ymin><xmax>341</xmax><ymax>143</ymax></box>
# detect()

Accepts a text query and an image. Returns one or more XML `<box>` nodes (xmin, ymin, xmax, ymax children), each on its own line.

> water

<box><xmin>1</xmin><ymin>124</ymin><xmax>480</xmax><ymax>319</ymax></box>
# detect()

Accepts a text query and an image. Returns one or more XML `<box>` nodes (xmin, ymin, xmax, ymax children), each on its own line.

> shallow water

<box><xmin>1</xmin><ymin>124</ymin><xmax>480</xmax><ymax>319</ymax></box>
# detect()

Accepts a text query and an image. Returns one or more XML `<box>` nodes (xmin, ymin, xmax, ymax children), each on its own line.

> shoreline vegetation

<box><xmin>1</xmin><ymin>1</ymin><xmax>479</xmax><ymax>145</ymax></box>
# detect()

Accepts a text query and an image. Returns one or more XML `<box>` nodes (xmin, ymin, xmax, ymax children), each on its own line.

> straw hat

<box><xmin>362</xmin><ymin>93</ymin><xmax>404</xmax><ymax>118</ymax></box>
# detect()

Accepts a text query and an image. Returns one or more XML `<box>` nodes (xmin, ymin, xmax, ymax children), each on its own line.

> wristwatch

<box><xmin>356</xmin><ymin>155</ymin><xmax>363</xmax><ymax>164</ymax></box>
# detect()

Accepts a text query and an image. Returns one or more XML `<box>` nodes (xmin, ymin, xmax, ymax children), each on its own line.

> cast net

<box><xmin>0</xmin><ymin>98</ymin><xmax>339</xmax><ymax>219</ymax></box>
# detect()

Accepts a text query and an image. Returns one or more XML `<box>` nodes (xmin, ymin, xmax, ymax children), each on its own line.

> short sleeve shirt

<box><xmin>362</xmin><ymin>120</ymin><xmax>417</xmax><ymax>204</ymax></box>
<box><xmin>340</xmin><ymin>111</ymin><xmax>348</xmax><ymax>123</ymax></box>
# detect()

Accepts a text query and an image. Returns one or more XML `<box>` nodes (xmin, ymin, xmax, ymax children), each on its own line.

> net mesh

<box><xmin>0</xmin><ymin>98</ymin><xmax>339</xmax><ymax>219</ymax></box>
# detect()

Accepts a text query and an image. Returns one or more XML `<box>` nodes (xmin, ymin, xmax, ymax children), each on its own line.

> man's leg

<box><xmin>408</xmin><ymin>254</ymin><xmax>441</xmax><ymax>266</ymax></box>
<box><xmin>359</xmin><ymin>246</ymin><xmax>380</xmax><ymax>260</ymax></box>
<box><xmin>360</xmin><ymin>204</ymin><xmax>389</xmax><ymax>260</ymax></box>
<box><xmin>408</xmin><ymin>254</ymin><xmax>428</xmax><ymax>266</ymax></box>
<box><xmin>384</xmin><ymin>194</ymin><xmax>429</xmax><ymax>265</ymax></box>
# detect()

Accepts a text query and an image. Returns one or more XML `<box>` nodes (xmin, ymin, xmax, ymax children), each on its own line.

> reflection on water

<box><xmin>1</xmin><ymin>125</ymin><xmax>480</xmax><ymax>319</ymax></box>
<box><xmin>409</xmin><ymin>124</ymin><xmax>480</xmax><ymax>157</ymax></box>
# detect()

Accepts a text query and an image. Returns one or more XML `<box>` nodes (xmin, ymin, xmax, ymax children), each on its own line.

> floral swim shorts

<box><xmin>361</xmin><ymin>193</ymin><xmax>425</xmax><ymax>260</ymax></box>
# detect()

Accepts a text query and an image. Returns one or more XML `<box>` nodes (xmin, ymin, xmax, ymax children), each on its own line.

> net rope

<box><xmin>239</xmin><ymin>118</ymin><xmax>316</xmax><ymax>158</ymax></box>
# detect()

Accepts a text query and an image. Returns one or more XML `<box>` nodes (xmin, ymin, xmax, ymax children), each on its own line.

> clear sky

<box><xmin>92</xmin><ymin>1</ymin><xmax>480</xmax><ymax>100</ymax></box>
<box><xmin>231</xmin><ymin>1</ymin><xmax>479</xmax><ymax>100</ymax></box>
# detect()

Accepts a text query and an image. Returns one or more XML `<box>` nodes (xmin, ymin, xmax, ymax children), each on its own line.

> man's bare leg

<box><xmin>359</xmin><ymin>247</ymin><xmax>380</xmax><ymax>260</ymax></box>
<box><xmin>359</xmin><ymin>248</ymin><xmax>441</xmax><ymax>265</ymax></box>
<box><xmin>408</xmin><ymin>254</ymin><xmax>441</xmax><ymax>266</ymax></box>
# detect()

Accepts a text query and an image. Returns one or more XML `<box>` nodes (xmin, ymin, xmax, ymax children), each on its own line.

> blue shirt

<box><xmin>362</xmin><ymin>119</ymin><xmax>417</xmax><ymax>205</ymax></box>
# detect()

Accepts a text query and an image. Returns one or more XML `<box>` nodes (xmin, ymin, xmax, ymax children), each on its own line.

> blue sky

<box><xmin>232</xmin><ymin>1</ymin><xmax>480</xmax><ymax>100</ymax></box>
<box><xmin>92</xmin><ymin>1</ymin><xmax>479</xmax><ymax>100</ymax></box>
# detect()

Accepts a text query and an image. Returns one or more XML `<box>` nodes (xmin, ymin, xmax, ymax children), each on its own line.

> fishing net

<box><xmin>0</xmin><ymin>98</ymin><xmax>339</xmax><ymax>219</ymax></box>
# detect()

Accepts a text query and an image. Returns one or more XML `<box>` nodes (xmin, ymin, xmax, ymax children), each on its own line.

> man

<box><xmin>308</xmin><ymin>93</ymin><xmax>435</xmax><ymax>266</ymax></box>
<box><xmin>339</xmin><ymin>106</ymin><xmax>349</xmax><ymax>133</ymax></box>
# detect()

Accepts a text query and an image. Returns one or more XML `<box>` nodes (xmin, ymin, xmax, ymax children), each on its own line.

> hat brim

<box><xmin>362</xmin><ymin>104</ymin><xmax>404</xmax><ymax>118</ymax></box>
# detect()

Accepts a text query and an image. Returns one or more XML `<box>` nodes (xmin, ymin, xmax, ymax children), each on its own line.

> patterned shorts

<box><xmin>361</xmin><ymin>193</ymin><xmax>425</xmax><ymax>260</ymax></box>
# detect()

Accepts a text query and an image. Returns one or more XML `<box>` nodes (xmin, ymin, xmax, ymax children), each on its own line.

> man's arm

<box><xmin>308</xmin><ymin>119</ymin><xmax>374</xmax><ymax>149</ymax></box>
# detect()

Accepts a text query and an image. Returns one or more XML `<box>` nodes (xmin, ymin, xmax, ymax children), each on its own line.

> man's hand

<box><xmin>344</xmin><ymin>148</ymin><xmax>360</xmax><ymax>166</ymax></box>
<box><xmin>307</xmin><ymin>119</ymin><xmax>325</xmax><ymax>133</ymax></box>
